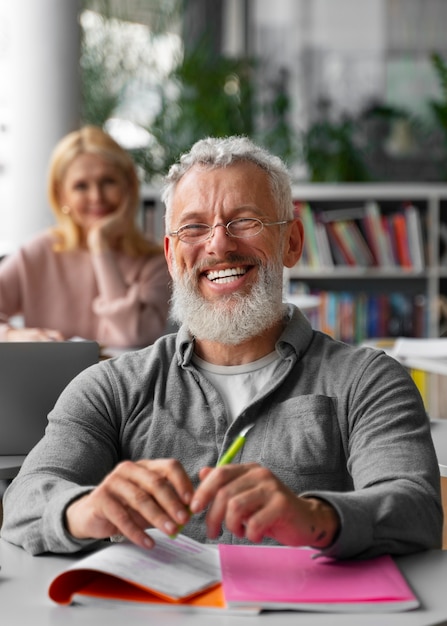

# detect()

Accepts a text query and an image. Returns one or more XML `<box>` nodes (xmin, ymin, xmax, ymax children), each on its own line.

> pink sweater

<box><xmin>0</xmin><ymin>231</ymin><xmax>171</xmax><ymax>348</ymax></box>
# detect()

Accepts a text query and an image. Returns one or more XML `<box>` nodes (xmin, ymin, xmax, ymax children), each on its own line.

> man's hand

<box><xmin>190</xmin><ymin>463</ymin><xmax>340</xmax><ymax>548</ymax></box>
<box><xmin>65</xmin><ymin>459</ymin><xmax>194</xmax><ymax>549</ymax></box>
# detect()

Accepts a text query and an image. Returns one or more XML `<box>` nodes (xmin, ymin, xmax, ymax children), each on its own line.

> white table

<box><xmin>1</xmin><ymin>539</ymin><xmax>447</xmax><ymax>626</ymax></box>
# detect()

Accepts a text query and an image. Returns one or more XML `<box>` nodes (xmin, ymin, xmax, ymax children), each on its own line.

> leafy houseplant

<box><xmin>429</xmin><ymin>53</ymin><xmax>447</xmax><ymax>141</ymax></box>
<box><xmin>299</xmin><ymin>99</ymin><xmax>371</xmax><ymax>183</ymax></box>
<box><xmin>428</xmin><ymin>52</ymin><xmax>447</xmax><ymax>178</ymax></box>
<box><xmin>131</xmin><ymin>37</ymin><xmax>257</xmax><ymax>181</ymax></box>
<box><xmin>130</xmin><ymin>35</ymin><xmax>300</xmax><ymax>180</ymax></box>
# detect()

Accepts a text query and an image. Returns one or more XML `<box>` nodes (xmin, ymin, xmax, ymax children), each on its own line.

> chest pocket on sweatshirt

<box><xmin>260</xmin><ymin>395</ymin><xmax>341</xmax><ymax>475</ymax></box>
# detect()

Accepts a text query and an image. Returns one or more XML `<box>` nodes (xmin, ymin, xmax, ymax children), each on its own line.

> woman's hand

<box><xmin>6</xmin><ymin>327</ymin><xmax>64</xmax><ymax>341</ymax></box>
<box><xmin>86</xmin><ymin>197</ymin><xmax>134</xmax><ymax>254</ymax></box>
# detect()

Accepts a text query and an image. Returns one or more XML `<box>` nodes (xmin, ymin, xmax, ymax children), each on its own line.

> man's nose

<box><xmin>210</xmin><ymin>223</ymin><xmax>231</xmax><ymax>238</ymax></box>
<box><xmin>205</xmin><ymin>223</ymin><xmax>237</xmax><ymax>251</ymax></box>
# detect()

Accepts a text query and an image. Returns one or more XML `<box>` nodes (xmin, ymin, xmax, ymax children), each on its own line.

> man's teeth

<box><xmin>206</xmin><ymin>267</ymin><xmax>247</xmax><ymax>283</ymax></box>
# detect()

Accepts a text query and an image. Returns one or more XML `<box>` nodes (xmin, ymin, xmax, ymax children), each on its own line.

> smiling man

<box><xmin>165</xmin><ymin>158</ymin><xmax>300</xmax><ymax>356</ymax></box>
<box><xmin>2</xmin><ymin>136</ymin><xmax>442</xmax><ymax>559</ymax></box>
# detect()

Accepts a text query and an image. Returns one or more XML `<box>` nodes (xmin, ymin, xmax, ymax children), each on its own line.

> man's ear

<box><xmin>283</xmin><ymin>218</ymin><xmax>304</xmax><ymax>268</ymax></box>
<box><xmin>164</xmin><ymin>236</ymin><xmax>174</xmax><ymax>278</ymax></box>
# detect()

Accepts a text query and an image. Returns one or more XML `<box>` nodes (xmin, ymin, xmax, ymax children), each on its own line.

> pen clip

<box><xmin>239</xmin><ymin>423</ymin><xmax>255</xmax><ymax>438</ymax></box>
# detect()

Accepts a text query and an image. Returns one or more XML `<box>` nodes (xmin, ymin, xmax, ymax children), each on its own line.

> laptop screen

<box><xmin>0</xmin><ymin>341</ymin><xmax>99</xmax><ymax>455</ymax></box>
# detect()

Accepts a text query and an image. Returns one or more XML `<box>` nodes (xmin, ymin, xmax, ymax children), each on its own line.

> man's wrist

<box><xmin>64</xmin><ymin>493</ymin><xmax>92</xmax><ymax>539</ymax></box>
<box><xmin>303</xmin><ymin>496</ymin><xmax>341</xmax><ymax>549</ymax></box>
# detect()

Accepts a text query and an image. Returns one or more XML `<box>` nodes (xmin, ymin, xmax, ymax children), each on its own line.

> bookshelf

<box><xmin>288</xmin><ymin>183</ymin><xmax>447</xmax><ymax>341</ymax></box>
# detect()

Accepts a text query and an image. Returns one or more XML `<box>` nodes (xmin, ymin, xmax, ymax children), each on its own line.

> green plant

<box><xmin>429</xmin><ymin>53</ymin><xmax>447</xmax><ymax>139</ymax></box>
<box><xmin>258</xmin><ymin>69</ymin><xmax>300</xmax><ymax>166</ymax></box>
<box><xmin>131</xmin><ymin>35</ymin><xmax>301</xmax><ymax>182</ymax></box>
<box><xmin>132</xmin><ymin>36</ymin><xmax>257</xmax><ymax>181</ymax></box>
<box><xmin>299</xmin><ymin>106</ymin><xmax>370</xmax><ymax>183</ymax></box>
<box><xmin>426</xmin><ymin>52</ymin><xmax>447</xmax><ymax>179</ymax></box>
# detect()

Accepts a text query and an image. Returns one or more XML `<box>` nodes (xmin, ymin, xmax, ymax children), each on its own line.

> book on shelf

<box><xmin>392</xmin><ymin>212</ymin><xmax>413</xmax><ymax>268</ymax></box>
<box><xmin>319</xmin><ymin>291</ymin><xmax>338</xmax><ymax>338</ymax></box>
<box><xmin>362</xmin><ymin>201</ymin><xmax>396</xmax><ymax>267</ymax></box>
<box><xmin>381</xmin><ymin>214</ymin><xmax>400</xmax><ymax>265</ymax></box>
<box><xmin>293</xmin><ymin>200</ymin><xmax>425</xmax><ymax>271</ymax></box>
<box><xmin>325</xmin><ymin>221</ymin><xmax>357</xmax><ymax>266</ymax></box>
<box><xmin>344</xmin><ymin>220</ymin><xmax>375</xmax><ymax>266</ymax></box>
<box><xmin>338</xmin><ymin>292</ymin><xmax>356</xmax><ymax>343</ymax></box>
<box><xmin>369</xmin><ymin>294</ymin><xmax>388</xmax><ymax>338</ymax></box>
<box><xmin>48</xmin><ymin>530</ymin><xmax>419</xmax><ymax>614</ymax></box>
<box><xmin>312</xmin><ymin>289</ymin><xmax>425</xmax><ymax>344</ymax></box>
<box><xmin>404</xmin><ymin>203</ymin><xmax>425</xmax><ymax>271</ymax></box>
<box><xmin>294</xmin><ymin>201</ymin><xmax>320</xmax><ymax>268</ymax></box>
<box><xmin>314</xmin><ymin>218</ymin><xmax>335</xmax><ymax>268</ymax></box>
<box><xmin>333</xmin><ymin>220</ymin><xmax>374</xmax><ymax>267</ymax></box>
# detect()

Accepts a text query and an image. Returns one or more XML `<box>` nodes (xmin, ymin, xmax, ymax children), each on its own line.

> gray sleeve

<box><xmin>303</xmin><ymin>351</ymin><xmax>443</xmax><ymax>559</ymax></box>
<box><xmin>1</xmin><ymin>363</ymin><xmax>120</xmax><ymax>554</ymax></box>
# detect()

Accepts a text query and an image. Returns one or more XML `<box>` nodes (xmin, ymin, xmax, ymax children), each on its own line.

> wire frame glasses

<box><xmin>169</xmin><ymin>217</ymin><xmax>291</xmax><ymax>244</ymax></box>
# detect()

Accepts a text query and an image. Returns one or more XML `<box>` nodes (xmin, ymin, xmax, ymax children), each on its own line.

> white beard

<box><xmin>169</xmin><ymin>254</ymin><xmax>286</xmax><ymax>345</ymax></box>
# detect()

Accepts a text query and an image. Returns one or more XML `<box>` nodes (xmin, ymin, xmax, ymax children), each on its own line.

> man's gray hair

<box><xmin>162</xmin><ymin>136</ymin><xmax>294</xmax><ymax>230</ymax></box>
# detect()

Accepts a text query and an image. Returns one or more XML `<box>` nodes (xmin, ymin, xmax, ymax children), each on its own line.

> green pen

<box><xmin>169</xmin><ymin>423</ymin><xmax>255</xmax><ymax>538</ymax></box>
<box><xmin>216</xmin><ymin>423</ymin><xmax>254</xmax><ymax>466</ymax></box>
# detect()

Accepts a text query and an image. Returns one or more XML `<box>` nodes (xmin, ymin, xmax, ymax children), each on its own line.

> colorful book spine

<box><xmin>362</xmin><ymin>202</ymin><xmax>395</xmax><ymax>267</ymax></box>
<box><xmin>405</xmin><ymin>204</ymin><xmax>425</xmax><ymax>271</ymax></box>
<box><xmin>392</xmin><ymin>212</ymin><xmax>413</xmax><ymax>268</ymax></box>
<box><xmin>307</xmin><ymin>289</ymin><xmax>426</xmax><ymax>343</ymax></box>
<box><xmin>342</xmin><ymin>221</ymin><xmax>374</xmax><ymax>266</ymax></box>
<box><xmin>294</xmin><ymin>201</ymin><xmax>320</xmax><ymax>268</ymax></box>
<box><xmin>326</xmin><ymin>222</ymin><xmax>356</xmax><ymax>266</ymax></box>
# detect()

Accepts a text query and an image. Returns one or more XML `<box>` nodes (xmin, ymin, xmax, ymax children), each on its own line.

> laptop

<box><xmin>0</xmin><ymin>341</ymin><xmax>99</xmax><ymax>456</ymax></box>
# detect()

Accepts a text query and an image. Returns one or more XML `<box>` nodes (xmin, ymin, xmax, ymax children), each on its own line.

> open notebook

<box><xmin>0</xmin><ymin>341</ymin><xmax>99</xmax><ymax>455</ymax></box>
<box><xmin>49</xmin><ymin>530</ymin><xmax>419</xmax><ymax>614</ymax></box>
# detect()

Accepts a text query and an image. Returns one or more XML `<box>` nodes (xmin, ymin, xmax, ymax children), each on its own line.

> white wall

<box><xmin>0</xmin><ymin>0</ymin><xmax>81</xmax><ymax>255</ymax></box>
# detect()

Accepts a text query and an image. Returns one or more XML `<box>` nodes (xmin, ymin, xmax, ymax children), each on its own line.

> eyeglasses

<box><xmin>169</xmin><ymin>217</ymin><xmax>291</xmax><ymax>244</ymax></box>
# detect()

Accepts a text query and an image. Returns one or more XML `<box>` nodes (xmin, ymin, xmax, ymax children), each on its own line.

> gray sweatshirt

<box><xmin>1</xmin><ymin>306</ymin><xmax>442</xmax><ymax>558</ymax></box>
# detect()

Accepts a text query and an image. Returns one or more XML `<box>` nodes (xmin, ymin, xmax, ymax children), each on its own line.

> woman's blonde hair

<box><xmin>48</xmin><ymin>125</ymin><xmax>161</xmax><ymax>256</ymax></box>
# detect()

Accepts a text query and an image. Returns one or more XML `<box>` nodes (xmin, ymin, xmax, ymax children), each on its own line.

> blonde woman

<box><xmin>0</xmin><ymin>126</ymin><xmax>171</xmax><ymax>348</ymax></box>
